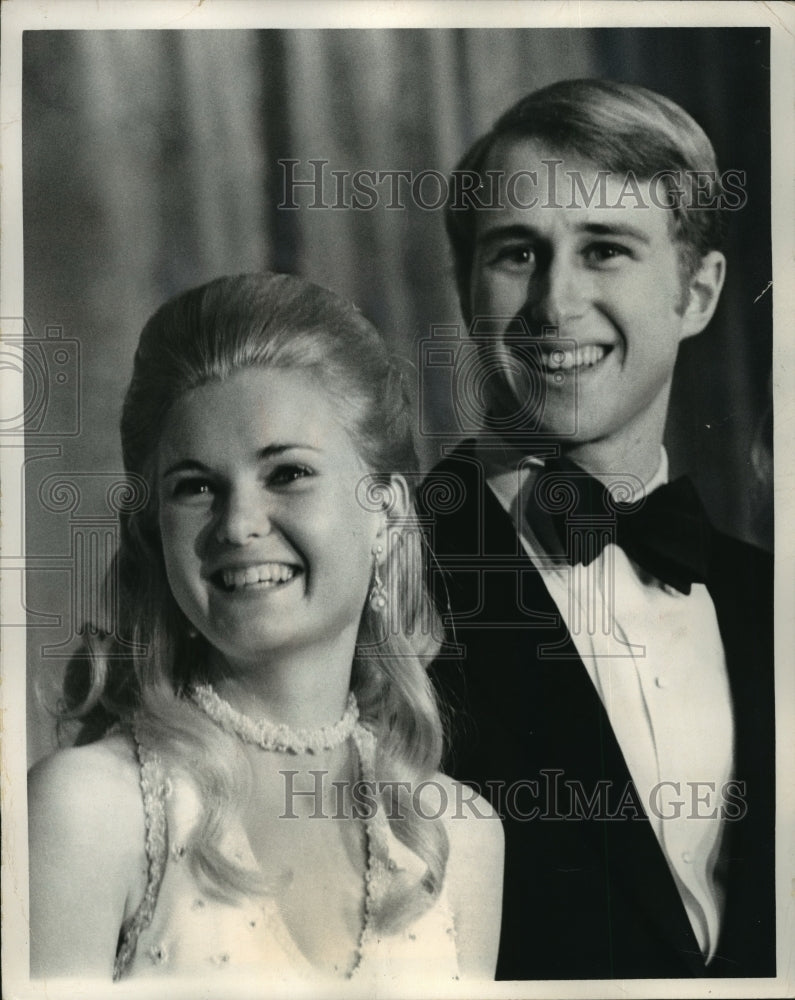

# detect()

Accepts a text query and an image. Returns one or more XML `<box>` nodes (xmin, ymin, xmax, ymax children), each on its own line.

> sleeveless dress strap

<box><xmin>113</xmin><ymin>725</ymin><xmax>170</xmax><ymax>980</ymax></box>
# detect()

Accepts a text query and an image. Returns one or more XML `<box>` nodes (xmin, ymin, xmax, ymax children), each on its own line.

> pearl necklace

<box><xmin>189</xmin><ymin>684</ymin><xmax>360</xmax><ymax>754</ymax></box>
<box><xmin>187</xmin><ymin>683</ymin><xmax>392</xmax><ymax>978</ymax></box>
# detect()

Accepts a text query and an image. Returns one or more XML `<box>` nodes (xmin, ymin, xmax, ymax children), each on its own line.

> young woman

<box><xmin>28</xmin><ymin>272</ymin><xmax>503</xmax><ymax>986</ymax></box>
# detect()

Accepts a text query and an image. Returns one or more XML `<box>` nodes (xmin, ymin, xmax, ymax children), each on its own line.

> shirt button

<box><xmin>654</xmin><ymin>676</ymin><xmax>667</xmax><ymax>689</ymax></box>
<box><xmin>682</xmin><ymin>851</ymin><xmax>692</xmax><ymax>864</ymax></box>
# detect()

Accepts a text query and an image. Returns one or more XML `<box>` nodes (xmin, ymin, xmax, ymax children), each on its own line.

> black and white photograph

<box><xmin>1</xmin><ymin>1</ymin><xmax>793</xmax><ymax>997</ymax></box>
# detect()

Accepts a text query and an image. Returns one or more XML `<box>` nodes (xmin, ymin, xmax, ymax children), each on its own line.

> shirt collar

<box><xmin>480</xmin><ymin>441</ymin><xmax>669</xmax><ymax>522</ymax></box>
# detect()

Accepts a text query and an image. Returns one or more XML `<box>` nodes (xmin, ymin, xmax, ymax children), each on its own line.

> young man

<box><xmin>421</xmin><ymin>79</ymin><xmax>774</xmax><ymax>980</ymax></box>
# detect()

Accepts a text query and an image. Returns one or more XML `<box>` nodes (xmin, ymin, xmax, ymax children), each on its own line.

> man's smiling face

<box><xmin>468</xmin><ymin>137</ymin><xmax>722</xmax><ymax>472</ymax></box>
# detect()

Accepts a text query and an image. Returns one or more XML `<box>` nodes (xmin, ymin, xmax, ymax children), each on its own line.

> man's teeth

<box><xmin>221</xmin><ymin>564</ymin><xmax>296</xmax><ymax>590</ymax></box>
<box><xmin>541</xmin><ymin>345</ymin><xmax>607</xmax><ymax>371</ymax></box>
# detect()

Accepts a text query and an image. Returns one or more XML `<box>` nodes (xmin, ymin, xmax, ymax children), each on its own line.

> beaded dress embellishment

<box><xmin>188</xmin><ymin>686</ymin><xmax>387</xmax><ymax>978</ymax></box>
<box><xmin>113</xmin><ymin>727</ymin><xmax>169</xmax><ymax>980</ymax></box>
<box><xmin>114</xmin><ymin>692</ymin><xmax>457</xmax><ymax>981</ymax></box>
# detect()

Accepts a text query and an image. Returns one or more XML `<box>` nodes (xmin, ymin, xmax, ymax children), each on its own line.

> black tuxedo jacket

<box><xmin>420</xmin><ymin>442</ymin><xmax>775</xmax><ymax>980</ymax></box>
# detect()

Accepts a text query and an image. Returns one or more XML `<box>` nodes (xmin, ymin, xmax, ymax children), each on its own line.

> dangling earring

<box><xmin>370</xmin><ymin>545</ymin><xmax>387</xmax><ymax>612</ymax></box>
<box><xmin>187</xmin><ymin>625</ymin><xmax>198</xmax><ymax>639</ymax></box>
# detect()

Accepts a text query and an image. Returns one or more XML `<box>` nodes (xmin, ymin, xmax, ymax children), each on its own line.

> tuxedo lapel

<box><xmin>425</xmin><ymin>442</ymin><xmax>708</xmax><ymax>976</ymax></box>
<box><xmin>489</xmin><ymin>506</ymin><xmax>708</xmax><ymax>974</ymax></box>
<box><xmin>425</xmin><ymin>444</ymin><xmax>775</xmax><ymax>978</ymax></box>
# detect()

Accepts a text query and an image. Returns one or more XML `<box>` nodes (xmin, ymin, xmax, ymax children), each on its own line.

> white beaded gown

<box><xmin>113</xmin><ymin>724</ymin><xmax>460</xmax><ymax>986</ymax></box>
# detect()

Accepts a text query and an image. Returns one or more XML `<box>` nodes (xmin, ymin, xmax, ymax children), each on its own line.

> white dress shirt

<box><xmin>483</xmin><ymin>445</ymin><xmax>734</xmax><ymax>961</ymax></box>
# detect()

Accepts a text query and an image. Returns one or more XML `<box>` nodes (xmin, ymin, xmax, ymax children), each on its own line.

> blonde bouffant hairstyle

<box><xmin>64</xmin><ymin>271</ymin><xmax>448</xmax><ymax>932</ymax></box>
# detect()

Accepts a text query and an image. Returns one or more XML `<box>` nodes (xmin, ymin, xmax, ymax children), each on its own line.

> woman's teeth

<box><xmin>541</xmin><ymin>344</ymin><xmax>607</xmax><ymax>371</ymax></box>
<box><xmin>220</xmin><ymin>563</ymin><xmax>296</xmax><ymax>591</ymax></box>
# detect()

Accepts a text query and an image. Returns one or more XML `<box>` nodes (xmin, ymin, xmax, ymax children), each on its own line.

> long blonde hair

<box><xmin>63</xmin><ymin>272</ymin><xmax>448</xmax><ymax>929</ymax></box>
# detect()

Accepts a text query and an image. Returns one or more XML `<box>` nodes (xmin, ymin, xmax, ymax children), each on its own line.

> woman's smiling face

<box><xmin>156</xmin><ymin>366</ymin><xmax>384</xmax><ymax>671</ymax></box>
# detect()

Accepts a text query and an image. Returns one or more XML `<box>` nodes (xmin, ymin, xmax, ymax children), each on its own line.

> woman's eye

<box><xmin>172</xmin><ymin>478</ymin><xmax>214</xmax><ymax>500</ymax></box>
<box><xmin>492</xmin><ymin>244</ymin><xmax>535</xmax><ymax>269</ymax></box>
<box><xmin>269</xmin><ymin>464</ymin><xmax>314</xmax><ymax>486</ymax></box>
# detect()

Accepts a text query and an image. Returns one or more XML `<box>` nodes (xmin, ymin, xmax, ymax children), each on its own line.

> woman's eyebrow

<box><xmin>161</xmin><ymin>458</ymin><xmax>210</xmax><ymax>478</ymax></box>
<box><xmin>256</xmin><ymin>443</ymin><xmax>322</xmax><ymax>460</ymax></box>
<box><xmin>161</xmin><ymin>443</ymin><xmax>323</xmax><ymax>479</ymax></box>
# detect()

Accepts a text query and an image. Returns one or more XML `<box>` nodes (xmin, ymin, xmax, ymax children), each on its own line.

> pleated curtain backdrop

<box><xmin>22</xmin><ymin>27</ymin><xmax>771</xmax><ymax>762</ymax></box>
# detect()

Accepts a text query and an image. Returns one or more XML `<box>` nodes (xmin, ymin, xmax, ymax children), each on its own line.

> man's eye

<box><xmin>269</xmin><ymin>464</ymin><xmax>314</xmax><ymax>486</ymax></box>
<box><xmin>584</xmin><ymin>243</ymin><xmax>630</xmax><ymax>265</ymax></box>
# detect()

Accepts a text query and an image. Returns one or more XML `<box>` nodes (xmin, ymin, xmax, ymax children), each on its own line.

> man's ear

<box><xmin>680</xmin><ymin>250</ymin><xmax>726</xmax><ymax>340</ymax></box>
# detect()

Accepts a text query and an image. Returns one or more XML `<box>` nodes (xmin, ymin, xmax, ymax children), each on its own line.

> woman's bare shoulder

<box><xmin>434</xmin><ymin>773</ymin><xmax>503</xmax><ymax>875</ymax></box>
<box><xmin>426</xmin><ymin>772</ymin><xmax>503</xmax><ymax>829</ymax></box>
<box><xmin>431</xmin><ymin>772</ymin><xmax>504</xmax><ymax>979</ymax></box>
<box><xmin>30</xmin><ymin>731</ymin><xmax>138</xmax><ymax>788</ymax></box>
<box><xmin>28</xmin><ymin>734</ymin><xmax>145</xmax><ymax>862</ymax></box>
<box><xmin>28</xmin><ymin>734</ymin><xmax>149</xmax><ymax>977</ymax></box>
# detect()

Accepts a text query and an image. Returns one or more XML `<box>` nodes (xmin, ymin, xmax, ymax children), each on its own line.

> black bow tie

<box><xmin>529</xmin><ymin>457</ymin><xmax>712</xmax><ymax>594</ymax></box>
